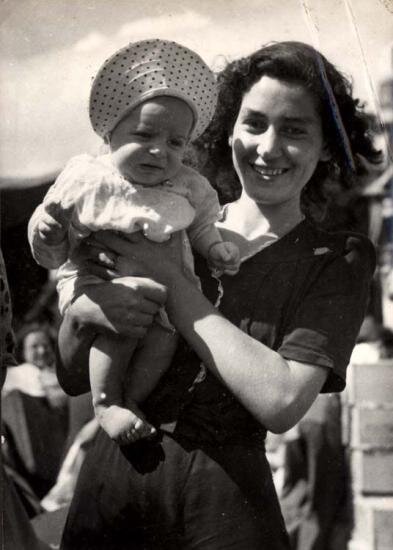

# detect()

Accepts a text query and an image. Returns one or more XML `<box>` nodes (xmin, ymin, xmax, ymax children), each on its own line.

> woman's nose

<box><xmin>256</xmin><ymin>128</ymin><xmax>282</xmax><ymax>159</ymax></box>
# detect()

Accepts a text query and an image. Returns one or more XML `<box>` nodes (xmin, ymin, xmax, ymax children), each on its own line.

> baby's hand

<box><xmin>208</xmin><ymin>241</ymin><xmax>240</xmax><ymax>276</ymax></box>
<box><xmin>38</xmin><ymin>201</ymin><xmax>73</xmax><ymax>245</ymax></box>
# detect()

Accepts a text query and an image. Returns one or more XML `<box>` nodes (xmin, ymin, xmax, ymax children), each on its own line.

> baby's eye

<box><xmin>169</xmin><ymin>138</ymin><xmax>185</xmax><ymax>148</ymax></box>
<box><xmin>134</xmin><ymin>131</ymin><xmax>151</xmax><ymax>139</ymax></box>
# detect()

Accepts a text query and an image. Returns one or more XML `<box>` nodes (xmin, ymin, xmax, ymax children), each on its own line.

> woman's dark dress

<box><xmin>61</xmin><ymin>220</ymin><xmax>375</xmax><ymax>550</ymax></box>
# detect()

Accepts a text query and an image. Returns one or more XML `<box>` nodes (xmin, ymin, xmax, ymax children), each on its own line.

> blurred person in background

<box><xmin>279</xmin><ymin>393</ymin><xmax>349</xmax><ymax>550</ymax></box>
<box><xmin>2</xmin><ymin>322</ymin><xmax>69</xmax><ymax>516</ymax></box>
<box><xmin>278</xmin><ymin>317</ymin><xmax>393</xmax><ymax>550</ymax></box>
<box><xmin>0</xmin><ymin>249</ymin><xmax>50</xmax><ymax>549</ymax></box>
<box><xmin>5</xmin><ymin>322</ymin><xmax>66</xmax><ymax>407</ymax></box>
<box><xmin>350</xmin><ymin>313</ymin><xmax>393</xmax><ymax>363</ymax></box>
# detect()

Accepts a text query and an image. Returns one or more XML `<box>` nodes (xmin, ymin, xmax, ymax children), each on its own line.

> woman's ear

<box><xmin>320</xmin><ymin>142</ymin><xmax>331</xmax><ymax>162</ymax></box>
<box><xmin>228</xmin><ymin>135</ymin><xmax>233</xmax><ymax>147</ymax></box>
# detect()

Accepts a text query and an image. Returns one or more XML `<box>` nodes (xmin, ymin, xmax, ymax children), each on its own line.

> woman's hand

<box><xmin>71</xmin><ymin>278</ymin><xmax>167</xmax><ymax>339</ymax></box>
<box><xmin>80</xmin><ymin>230</ymin><xmax>184</xmax><ymax>288</ymax></box>
<box><xmin>65</xmin><ymin>229</ymin><xmax>182</xmax><ymax>339</ymax></box>
<box><xmin>69</xmin><ymin>236</ymin><xmax>119</xmax><ymax>279</ymax></box>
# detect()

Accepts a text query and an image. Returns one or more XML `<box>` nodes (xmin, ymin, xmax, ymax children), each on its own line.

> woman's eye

<box><xmin>282</xmin><ymin>126</ymin><xmax>306</xmax><ymax>137</ymax></box>
<box><xmin>243</xmin><ymin>119</ymin><xmax>267</xmax><ymax>133</ymax></box>
<box><xmin>245</xmin><ymin>119</ymin><xmax>264</xmax><ymax>129</ymax></box>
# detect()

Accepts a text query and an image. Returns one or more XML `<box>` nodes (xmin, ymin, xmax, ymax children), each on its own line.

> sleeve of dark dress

<box><xmin>278</xmin><ymin>234</ymin><xmax>376</xmax><ymax>392</ymax></box>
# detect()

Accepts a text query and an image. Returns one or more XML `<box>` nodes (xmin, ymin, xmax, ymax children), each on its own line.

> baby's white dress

<box><xmin>28</xmin><ymin>154</ymin><xmax>221</xmax><ymax>315</ymax></box>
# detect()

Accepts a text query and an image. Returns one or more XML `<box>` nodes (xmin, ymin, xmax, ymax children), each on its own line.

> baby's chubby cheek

<box><xmin>110</xmin><ymin>145</ymin><xmax>137</xmax><ymax>174</ymax></box>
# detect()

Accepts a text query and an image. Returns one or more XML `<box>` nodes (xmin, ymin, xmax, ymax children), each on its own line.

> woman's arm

<box><xmin>164</xmin><ymin>271</ymin><xmax>328</xmax><ymax>433</ymax></box>
<box><xmin>92</xmin><ymin>231</ymin><xmax>328</xmax><ymax>433</ymax></box>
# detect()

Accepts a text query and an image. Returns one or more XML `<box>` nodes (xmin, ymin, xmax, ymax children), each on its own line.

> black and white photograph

<box><xmin>1</xmin><ymin>1</ymin><xmax>392</xmax><ymax>548</ymax></box>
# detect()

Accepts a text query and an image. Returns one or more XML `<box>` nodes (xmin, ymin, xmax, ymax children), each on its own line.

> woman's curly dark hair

<box><xmin>195</xmin><ymin>41</ymin><xmax>382</xmax><ymax>218</ymax></box>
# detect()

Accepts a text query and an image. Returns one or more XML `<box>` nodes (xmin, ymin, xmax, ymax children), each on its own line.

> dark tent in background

<box><xmin>0</xmin><ymin>172</ymin><xmax>59</xmax><ymax>330</ymax></box>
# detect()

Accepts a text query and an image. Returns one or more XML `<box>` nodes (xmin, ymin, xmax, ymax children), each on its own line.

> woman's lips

<box><xmin>251</xmin><ymin>164</ymin><xmax>288</xmax><ymax>176</ymax></box>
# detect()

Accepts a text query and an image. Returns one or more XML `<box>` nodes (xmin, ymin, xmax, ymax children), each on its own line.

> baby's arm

<box><xmin>28</xmin><ymin>154</ymin><xmax>96</xmax><ymax>269</ymax></box>
<box><xmin>28</xmin><ymin>201</ymin><xmax>72</xmax><ymax>269</ymax></box>
<box><xmin>184</xmin><ymin>167</ymin><xmax>240</xmax><ymax>275</ymax></box>
<box><xmin>192</xmin><ymin>225</ymin><xmax>240</xmax><ymax>275</ymax></box>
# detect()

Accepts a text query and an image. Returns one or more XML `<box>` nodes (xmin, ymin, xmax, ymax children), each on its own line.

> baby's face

<box><xmin>109</xmin><ymin>97</ymin><xmax>194</xmax><ymax>186</ymax></box>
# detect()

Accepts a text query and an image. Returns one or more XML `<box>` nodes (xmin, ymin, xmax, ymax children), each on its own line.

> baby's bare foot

<box><xmin>94</xmin><ymin>404</ymin><xmax>156</xmax><ymax>446</ymax></box>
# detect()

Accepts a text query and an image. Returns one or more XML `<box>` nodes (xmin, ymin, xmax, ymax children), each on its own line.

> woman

<box><xmin>1</xmin><ymin>254</ymin><xmax>52</xmax><ymax>550</ymax></box>
<box><xmin>57</xmin><ymin>42</ymin><xmax>380</xmax><ymax>549</ymax></box>
<box><xmin>4</xmin><ymin>322</ymin><xmax>68</xmax><ymax>412</ymax></box>
<box><xmin>2</xmin><ymin>322</ymin><xmax>69</xmax><ymax>510</ymax></box>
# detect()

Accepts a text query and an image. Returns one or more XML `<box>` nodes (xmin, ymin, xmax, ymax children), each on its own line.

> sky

<box><xmin>0</xmin><ymin>0</ymin><xmax>392</xmax><ymax>180</ymax></box>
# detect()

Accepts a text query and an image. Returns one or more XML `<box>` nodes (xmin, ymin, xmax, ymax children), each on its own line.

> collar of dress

<box><xmin>216</xmin><ymin>203</ymin><xmax>307</xmax><ymax>264</ymax></box>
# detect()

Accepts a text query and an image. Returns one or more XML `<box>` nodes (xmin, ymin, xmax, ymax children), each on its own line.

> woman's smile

<box><xmin>250</xmin><ymin>163</ymin><xmax>289</xmax><ymax>178</ymax></box>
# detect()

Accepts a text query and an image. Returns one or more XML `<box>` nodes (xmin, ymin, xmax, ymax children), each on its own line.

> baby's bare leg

<box><xmin>90</xmin><ymin>334</ymin><xmax>155</xmax><ymax>445</ymax></box>
<box><xmin>123</xmin><ymin>322</ymin><xmax>178</xmax><ymax>407</ymax></box>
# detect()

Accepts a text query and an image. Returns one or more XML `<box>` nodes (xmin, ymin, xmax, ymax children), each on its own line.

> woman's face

<box><xmin>23</xmin><ymin>330</ymin><xmax>54</xmax><ymax>369</ymax></box>
<box><xmin>230</xmin><ymin>75</ymin><xmax>330</xmax><ymax>206</ymax></box>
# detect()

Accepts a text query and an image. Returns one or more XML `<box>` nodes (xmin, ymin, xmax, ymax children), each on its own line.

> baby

<box><xmin>28</xmin><ymin>39</ymin><xmax>239</xmax><ymax>446</ymax></box>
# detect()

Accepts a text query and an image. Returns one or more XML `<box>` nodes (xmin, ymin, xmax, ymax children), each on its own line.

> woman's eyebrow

<box><xmin>283</xmin><ymin>116</ymin><xmax>315</xmax><ymax>124</ymax></box>
<box><xmin>241</xmin><ymin>110</ymin><xmax>314</xmax><ymax>123</ymax></box>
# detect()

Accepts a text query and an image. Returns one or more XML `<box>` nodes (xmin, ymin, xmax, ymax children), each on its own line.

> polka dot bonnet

<box><xmin>89</xmin><ymin>39</ymin><xmax>218</xmax><ymax>141</ymax></box>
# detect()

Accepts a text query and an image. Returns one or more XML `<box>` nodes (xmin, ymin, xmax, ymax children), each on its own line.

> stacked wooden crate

<box><xmin>346</xmin><ymin>360</ymin><xmax>393</xmax><ymax>550</ymax></box>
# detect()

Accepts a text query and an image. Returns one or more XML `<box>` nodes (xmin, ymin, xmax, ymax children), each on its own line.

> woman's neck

<box><xmin>228</xmin><ymin>193</ymin><xmax>305</xmax><ymax>241</ymax></box>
